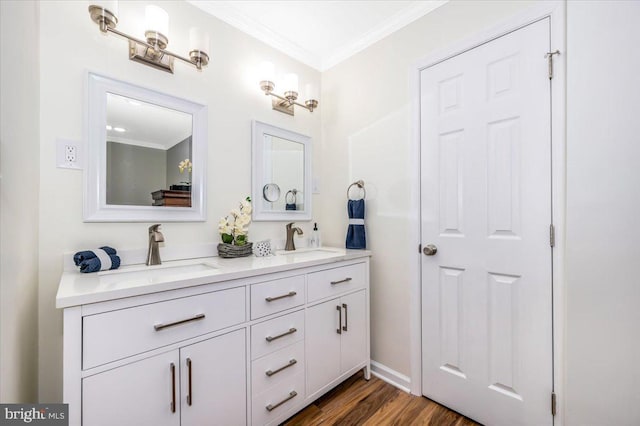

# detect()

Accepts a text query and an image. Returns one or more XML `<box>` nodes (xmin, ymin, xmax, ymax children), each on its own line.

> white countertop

<box><xmin>56</xmin><ymin>247</ymin><xmax>371</xmax><ymax>309</ymax></box>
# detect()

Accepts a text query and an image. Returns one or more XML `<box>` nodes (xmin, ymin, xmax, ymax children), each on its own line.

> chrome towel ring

<box><xmin>347</xmin><ymin>180</ymin><xmax>366</xmax><ymax>200</ymax></box>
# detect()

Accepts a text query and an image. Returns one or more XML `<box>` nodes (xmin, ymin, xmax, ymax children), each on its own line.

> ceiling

<box><xmin>106</xmin><ymin>93</ymin><xmax>192</xmax><ymax>150</ymax></box>
<box><xmin>188</xmin><ymin>1</ymin><xmax>449</xmax><ymax>71</ymax></box>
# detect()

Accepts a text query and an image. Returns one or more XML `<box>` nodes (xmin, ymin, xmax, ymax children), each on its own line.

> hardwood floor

<box><xmin>282</xmin><ymin>371</ymin><xmax>480</xmax><ymax>426</ymax></box>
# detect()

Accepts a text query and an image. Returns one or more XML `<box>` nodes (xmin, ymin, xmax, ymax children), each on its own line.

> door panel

<box><xmin>180</xmin><ymin>329</ymin><xmax>246</xmax><ymax>426</ymax></box>
<box><xmin>340</xmin><ymin>290</ymin><xmax>367</xmax><ymax>374</ymax></box>
<box><xmin>82</xmin><ymin>350</ymin><xmax>180</xmax><ymax>426</ymax></box>
<box><xmin>421</xmin><ymin>18</ymin><xmax>552</xmax><ymax>426</ymax></box>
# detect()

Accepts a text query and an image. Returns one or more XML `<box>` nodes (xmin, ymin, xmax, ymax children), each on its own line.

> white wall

<box><xmin>319</xmin><ymin>0</ymin><xmax>533</xmax><ymax>380</ymax></box>
<box><xmin>36</xmin><ymin>1</ymin><xmax>321</xmax><ymax>402</ymax></box>
<box><xmin>0</xmin><ymin>0</ymin><xmax>40</xmax><ymax>402</ymax></box>
<box><xmin>565</xmin><ymin>1</ymin><xmax>640</xmax><ymax>424</ymax></box>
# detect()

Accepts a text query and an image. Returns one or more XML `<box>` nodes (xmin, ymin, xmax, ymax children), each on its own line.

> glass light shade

<box><xmin>304</xmin><ymin>83</ymin><xmax>319</xmax><ymax>100</ymax></box>
<box><xmin>189</xmin><ymin>27</ymin><xmax>209</xmax><ymax>53</ymax></box>
<box><xmin>101</xmin><ymin>0</ymin><xmax>119</xmax><ymax>16</ymax></box>
<box><xmin>259</xmin><ymin>61</ymin><xmax>275</xmax><ymax>83</ymax></box>
<box><xmin>145</xmin><ymin>5</ymin><xmax>169</xmax><ymax>36</ymax></box>
<box><xmin>283</xmin><ymin>73</ymin><xmax>299</xmax><ymax>93</ymax></box>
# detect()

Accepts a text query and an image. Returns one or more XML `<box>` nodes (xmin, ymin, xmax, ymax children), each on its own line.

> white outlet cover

<box><xmin>56</xmin><ymin>138</ymin><xmax>83</xmax><ymax>170</ymax></box>
<box><xmin>312</xmin><ymin>176</ymin><xmax>320</xmax><ymax>194</ymax></box>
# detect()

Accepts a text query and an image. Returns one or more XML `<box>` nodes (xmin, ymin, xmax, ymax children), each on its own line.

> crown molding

<box><xmin>187</xmin><ymin>1</ymin><xmax>322</xmax><ymax>70</ymax></box>
<box><xmin>322</xmin><ymin>1</ymin><xmax>449</xmax><ymax>71</ymax></box>
<box><xmin>188</xmin><ymin>1</ymin><xmax>448</xmax><ymax>72</ymax></box>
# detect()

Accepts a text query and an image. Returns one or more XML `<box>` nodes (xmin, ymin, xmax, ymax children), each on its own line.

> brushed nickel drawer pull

<box><xmin>266</xmin><ymin>390</ymin><xmax>298</xmax><ymax>412</ymax></box>
<box><xmin>170</xmin><ymin>363</ymin><xmax>176</xmax><ymax>413</ymax></box>
<box><xmin>154</xmin><ymin>313</ymin><xmax>205</xmax><ymax>331</ymax></box>
<box><xmin>186</xmin><ymin>358</ymin><xmax>193</xmax><ymax>406</ymax></box>
<box><xmin>342</xmin><ymin>303</ymin><xmax>348</xmax><ymax>332</ymax></box>
<box><xmin>331</xmin><ymin>277</ymin><xmax>352</xmax><ymax>285</ymax></box>
<box><xmin>265</xmin><ymin>291</ymin><xmax>297</xmax><ymax>302</ymax></box>
<box><xmin>265</xmin><ymin>328</ymin><xmax>297</xmax><ymax>342</ymax></box>
<box><xmin>336</xmin><ymin>305</ymin><xmax>342</xmax><ymax>334</ymax></box>
<box><xmin>265</xmin><ymin>359</ymin><xmax>297</xmax><ymax>377</ymax></box>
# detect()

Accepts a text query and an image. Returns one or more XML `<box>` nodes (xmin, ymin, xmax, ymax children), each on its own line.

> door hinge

<box><xmin>545</xmin><ymin>50</ymin><xmax>560</xmax><ymax>79</ymax></box>
<box><xmin>418</xmin><ymin>243</ymin><xmax>422</xmax><ymax>253</ymax></box>
<box><xmin>549</xmin><ymin>224</ymin><xmax>555</xmax><ymax>247</ymax></box>
<box><xmin>551</xmin><ymin>392</ymin><xmax>557</xmax><ymax>416</ymax></box>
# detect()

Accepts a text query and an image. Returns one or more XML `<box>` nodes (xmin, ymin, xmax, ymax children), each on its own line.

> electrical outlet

<box><xmin>65</xmin><ymin>145</ymin><xmax>77</xmax><ymax>163</ymax></box>
<box><xmin>56</xmin><ymin>139</ymin><xmax>82</xmax><ymax>169</ymax></box>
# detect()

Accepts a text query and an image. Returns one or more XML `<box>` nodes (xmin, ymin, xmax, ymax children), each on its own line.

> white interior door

<box><xmin>420</xmin><ymin>18</ymin><xmax>553</xmax><ymax>426</ymax></box>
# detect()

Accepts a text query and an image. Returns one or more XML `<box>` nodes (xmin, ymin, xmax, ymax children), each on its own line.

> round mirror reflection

<box><xmin>263</xmin><ymin>183</ymin><xmax>281</xmax><ymax>202</ymax></box>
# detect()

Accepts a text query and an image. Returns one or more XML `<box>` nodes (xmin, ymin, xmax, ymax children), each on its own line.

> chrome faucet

<box><xmin>146</xmin><ymin>224</ymin><xmax>165</xmax><ymax>266</ymax></box>
<box><xmin>285</xmin><ymin>222</ymin><xmax>303</xmax><ymax>251</ymax></box>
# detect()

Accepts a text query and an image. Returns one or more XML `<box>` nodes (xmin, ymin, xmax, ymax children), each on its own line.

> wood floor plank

<box><xmin>282</xmin><ymin>372</ymin><xmax>480</xmax><ymax>426</ymax></box>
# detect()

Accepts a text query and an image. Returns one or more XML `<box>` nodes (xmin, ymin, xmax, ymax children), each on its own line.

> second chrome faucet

<box><xmin>285</xmin><ymin>222</ymin><xmax>303</xmax><ymax>251</ymax></box>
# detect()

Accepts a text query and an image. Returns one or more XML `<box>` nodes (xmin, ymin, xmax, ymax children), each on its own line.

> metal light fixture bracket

<box><xmin>88</xmin><ymin>5</ymin><xmax>209</xmax><ymax>74</ymax></box>
<box><xmin>259</xmin><ymin>80</ymin><xmax>317</xmax><ymax>116</ymax></box>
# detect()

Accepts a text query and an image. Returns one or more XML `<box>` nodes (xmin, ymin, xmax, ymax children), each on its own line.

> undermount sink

<box><xmin>98</xmin><ymin>262</ymin><xmax>217</xmax><ymax>286</ymax></box>
<box><xmin>275</xmin><ymin>248</ymin><xmax>338</xmax><ymax>259</ymax></box>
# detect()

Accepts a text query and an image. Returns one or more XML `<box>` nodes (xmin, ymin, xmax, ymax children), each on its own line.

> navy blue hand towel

<box><xmin>73</xmin><ymin>246</ymin><xmax>117</xmax><ymax>265</ymax></box>
<box><xmin>74</xmin><ymin>247</ymin><xmax>121</xmax><ymax>273</ymax></box>
<box><xmin>346</xmin><ymin>199</ymin><xmax>366</xmax><ymax>249</ymax></box>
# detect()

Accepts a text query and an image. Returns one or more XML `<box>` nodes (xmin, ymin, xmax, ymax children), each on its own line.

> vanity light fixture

<box><xmin>88</xmin><ymin>3</ymin><xmax>210</xmax><ymax>73</ymax></box>
<box><xmin>259</xmin><ymin>61</ymin><xmax>318</xmax><ymax>116</ymax></box>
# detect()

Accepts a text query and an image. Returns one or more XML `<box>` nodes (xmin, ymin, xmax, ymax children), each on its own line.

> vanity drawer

<box><xmin>252</xmin><ymin>372</ymin><xmax>305</xmax><ymax>426</ymax></box>
<box><xmin>251</xmin><ymin>310</ymin><xmax>304</xmax><ymax>360</ymax></box>
<box><xmin>251</xmin><ymin>275</ymin><xmax>305</xmax><ymax>320</ymax></box>
<box><xmin>307</xmin><ymin>263</ymin><xmax>366</xmax><ymax>302</ymax></box>
<box><xmin>252</xmin><ymin>340</ymin><xmax>305</xmax><ymax>396</ymax></box>
<box><xmin>83</xmin><ymin>287</ymin><xmax>245</xmax><ymax>369</ymax></box>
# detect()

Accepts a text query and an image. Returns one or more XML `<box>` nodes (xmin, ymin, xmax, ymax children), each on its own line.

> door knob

<box><xmin>423</xmin><ymin>244</ymin><xmax>437</xmax><ymax>256</ymax></box>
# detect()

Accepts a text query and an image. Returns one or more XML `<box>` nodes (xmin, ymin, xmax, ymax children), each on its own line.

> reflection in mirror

<box><xmin>85</xmin><ymin>72</ymin><xmax>207</xmax><ymax>222</ymax></box>
<box><xmin>263</xmin><ymin>134</ymin><xmax>304</xmax><ymax>211</ymax></box>
<box><xmin>252</xmin><ymin>121</ymin><xmax>311</xmax><ymax>221</ymax></box>
<box><xmin>106</xmin><ymin>93</ymin><xmax>193</xmax><ymax>207</ymax></box>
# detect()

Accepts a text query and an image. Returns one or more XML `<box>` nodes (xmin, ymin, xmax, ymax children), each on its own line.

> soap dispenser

<box><xmin>311</xmin><ymin>223</ymin><xmax>321</xmax><ymax>248</ymax></box>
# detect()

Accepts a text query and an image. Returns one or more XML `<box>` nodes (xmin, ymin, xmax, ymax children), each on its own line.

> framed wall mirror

<box><xmin>252</xmin><ymin>121</ymin><xmax>312</xmax><ymax>221</ymax></box>
<box><xmin>85</xmin><ymin>73</ymin><xmax>207</xmax><ymax>222</ymax></box>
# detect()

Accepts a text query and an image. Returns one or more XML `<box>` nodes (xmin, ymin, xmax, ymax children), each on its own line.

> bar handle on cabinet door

<box><xmin>331</xmin><ymin>277</ymin><xmax>352</xmax><ymax>285</ymax></box>
<box><xmin>265</xmin><ymin>291</ymin><xmax>297</xmax><ymax>302</ymax></box>
<box><xmin>265</xmin><ymin>359</ymin><xmax>297</xmax><ymax>377</ymax></box>
<box><xmin>265</xmin><ymin>391</ymin><xmax>298</xmax><ymax>412</ymax></box>
<box><xmin>336</xmin><ymin>305</ymin><xmax>342</xmax><ymax>334</ymax></box>
<box><xmin>186</xmin><ymin>358</ymin><xmax>193</xmax><ymax>406</ymax></box>
<box><xmin>154</xmin><ymin>313</ymin><xmax>205</xmax><ymax>331</ymax></box>
<box><xmin>170</xmin><ymin>363</ymin><xmax>176</xmax><ymax>413</ymax></box>
<box><xmin>342</xmin><ymin>303</ymin><xmax>348</xmax><ymax>332</ymax></box>
<box><xmin>265</xmin><ymin>328</ymin><xmax>297</xmax><ymax>342</ymax></box>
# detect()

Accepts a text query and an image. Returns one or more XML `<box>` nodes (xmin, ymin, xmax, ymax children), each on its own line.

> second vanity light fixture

<box><xmin>88</xmin><ymin>2</ymin><xmax>210</xmax><ymax>73</ymax></box>
<box><xmin>259</xmin><ymin>61</ymin><xmax>318</xmax><ymax>116</ymax></box>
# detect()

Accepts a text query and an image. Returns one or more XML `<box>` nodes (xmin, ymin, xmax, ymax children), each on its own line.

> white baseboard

<box><xmin>370</xmin><ymin>360</ymin><xmax>411</xmax><ymax>393</ymax></box>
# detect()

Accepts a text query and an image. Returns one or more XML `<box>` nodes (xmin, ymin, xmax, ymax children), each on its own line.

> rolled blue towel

<box><xmin>74</xmin><ymin>247</ymin><xmax>121</xmax><ymax>273</ymax></box>
<box><xmin>74</xmin><ymin>246</ymin><xmax>117</xmax><ymax>266</ymax></box>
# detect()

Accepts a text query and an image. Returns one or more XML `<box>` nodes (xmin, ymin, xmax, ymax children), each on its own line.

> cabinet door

<box><xmin>180</xmin><ymin>329</ymin><xmax>246</xmax><ymax>426</ymax></box>
<box><xmin>340</xmin><ymin>290</ymin><xmax>367</xmax><ymax>374</ymax></box>
<box><xmin>306</xmin><ymin>300</ymin><xmax>341</xmax><ymax>396</ymax></box>
<box><xmin>83</xmin><ymin>350</ymin><xmax>180</xmax><ymax>426</ymax></box>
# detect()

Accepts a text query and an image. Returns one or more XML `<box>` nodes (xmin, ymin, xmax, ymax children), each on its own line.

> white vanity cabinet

<box><xmin>82</xmin><ymin>329</ymin><xmax>246</xmax><ymax>426</ymax></box>
<box><xmin>58</xmin><ymin>249</ymin><xmax>370</xmax><ymax>426</ymax></box>
<box><xmin>305</xmin><ymin>264</ymin><xmax>369</xmax><ymax>399</ymax></box>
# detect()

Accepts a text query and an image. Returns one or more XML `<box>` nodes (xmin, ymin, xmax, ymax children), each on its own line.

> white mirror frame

<box><xmin>252</xmin><ymin>120</ymin><xmax>312</xmax><ymax>221</ymax></box>
<box><xmin>84</xmin><ymin>72</ymin><xmax>207</xmax><ymax>222</ymax></box>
